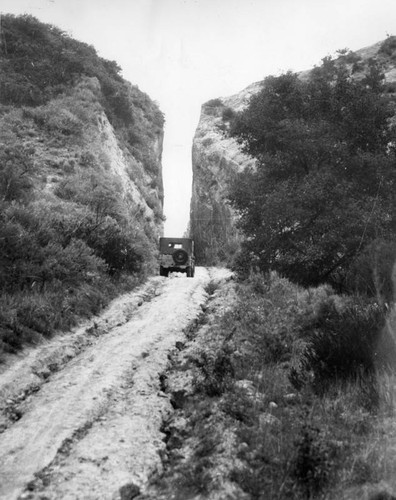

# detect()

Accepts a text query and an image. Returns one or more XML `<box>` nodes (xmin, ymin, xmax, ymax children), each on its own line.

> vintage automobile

<box><xmin>159</xmin><ymin>237</ymin><xmax>195</xmax><ymax>277</ymax></box>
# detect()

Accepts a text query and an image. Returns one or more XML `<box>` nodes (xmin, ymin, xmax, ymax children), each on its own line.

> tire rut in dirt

<box><xmin>0</xmin><ymin>269</ymin><xmax>215</xmax><ymax>499</ymax></box>
<box><xmin>0</xmin><ymin>279</ymin><xmax>165</xmax><ymax>437</ymax></box>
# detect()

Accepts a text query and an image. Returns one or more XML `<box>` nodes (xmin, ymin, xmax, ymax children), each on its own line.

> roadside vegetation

<box><xmin>0</xmin><ymin>15</ymin><xmax>164</xmax><ymax>360</ymax></box>
<box><xmin>145</xmin><ymin>44</ymin><xmax>396</xmax><ymax>499</ymax></box>
<box><xmin>149</xmin><ymin>273</ymin><xmax>396</xmax><ymax>499</ymax></box>
<box><xmin>210</xmin><ymin>45</ymin><xmax>396</xmax><ymax>498</ymax></box>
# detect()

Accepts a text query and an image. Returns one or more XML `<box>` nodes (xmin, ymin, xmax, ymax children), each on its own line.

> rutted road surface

<box><xmin>0</xmin><ymin>267</ymin><xmax>232</xmax><ymax>500</ymax></box>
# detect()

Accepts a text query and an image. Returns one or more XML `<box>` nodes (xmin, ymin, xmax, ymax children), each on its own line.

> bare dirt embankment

<box><xmin>0</xmin><ymin>267</ymin><xmax>232</xmax><ymax>500</ymax></box>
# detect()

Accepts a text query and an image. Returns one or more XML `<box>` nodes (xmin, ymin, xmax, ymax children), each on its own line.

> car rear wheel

<box><xmin>173</xmin><ymin>249</ymin><xmax>188</xmax><ymax>265</ymax></box>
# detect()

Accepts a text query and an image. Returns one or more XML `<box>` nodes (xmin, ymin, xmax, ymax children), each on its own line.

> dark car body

<box><xmin>159</xmin><ymin>237</ymin><xmax>195</xmax><ymax>277</ymax></box>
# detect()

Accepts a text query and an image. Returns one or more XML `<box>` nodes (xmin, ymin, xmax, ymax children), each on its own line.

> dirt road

<box><xmin>0</xmin><ymin>267</ymin><xmax>231</xmax><ymax>500</ymax></box>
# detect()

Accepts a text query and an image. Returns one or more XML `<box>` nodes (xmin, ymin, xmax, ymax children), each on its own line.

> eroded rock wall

<box><xmin>17</xmin><ymin>75</ymin><xmax>165</xmax><ymax>251</ymax></box>
<box><xmin>190</xmin><ymin>83</ymin><xmax>261</xmax><ymax>265</ymax></box>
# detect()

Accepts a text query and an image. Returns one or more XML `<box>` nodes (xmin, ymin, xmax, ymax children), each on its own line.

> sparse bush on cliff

<box><xmin>203</xmin><ymin>98</ymin><xmax>224</xmax><ymax>116</ymax></box>
<box><xmin>23</xmin><ymin>102</ymin><xmax>83</xmax><ymax>136</ymax></box>
<box><xmin>221</xmin><ymin>106</ymin><xmax>236</xmax><ymax>122</ymax></box>
<box><xmin>205</xmin><ymin>98</ymin><xmax>223</xmax><ymax>108</ymax></box>
<box><xmin>379</xmin><ymin>35</ymin><xmax>396</xmax><ymax>58</ymax></box>
<box><xmin>336</xmin><ymin>48</ymin><xmax>362</xmax><ymax>65</ymax></box>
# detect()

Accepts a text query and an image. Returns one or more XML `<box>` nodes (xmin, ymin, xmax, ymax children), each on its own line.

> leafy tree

<box><xmin>228</xmin><ymin>58</ymin><xmax>396</xmax><ymax>290</ymax></box>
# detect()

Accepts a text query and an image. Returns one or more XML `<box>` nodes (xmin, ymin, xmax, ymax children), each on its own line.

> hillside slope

<box><xmin>0</xmin><ymin>14</ymin><xmax>164</xmax><ymax>358</ymax></box>
<box><xmin>190</xmin><ymin>37</ymin><xmax>396</xmax><ymax>266</ymax></box>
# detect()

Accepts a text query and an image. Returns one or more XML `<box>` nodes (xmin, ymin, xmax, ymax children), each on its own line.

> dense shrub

<box><xmin>24</xmin><ymin>102</ymin><xmax>83</xmax><ymax>136</ymax></box>
<box><xmin>337</xmin><ymin>49</ymin><xmax>362</xmax><ymax>65</ymax></box>
<box><xmin>222</xmin><ymin>272</ymin><xmax>395</xmax><ymax>397</ymax></box>
<box><xmin>0</xmin><ymin>280</ymin><xmax>111</xmax><ymax>355</ymax></box>
<box><xmin>193</xmin><ymin>347</ymin><xmax>235</xmax><ymax>397</ymax></box>
<box><xmin>0</xmin><ymin>193</ymin><xmax>153</xmax><ymax>356</ymax></box>
<box><xmin>85</xmin><ymin>218</ymin><xmax>145</xmax><ymax>275</ymax></box>
<box><xmin>0</xmin><ymin>143</ymin><xmax>35</xmax><ymax>202</ymax></box>
<box><xmin>0</xmin><ymin>204</ymin><xmax>107</xmax><ymax>292</ymax></box>
<box><xmin>0</xmin><ymin>206</ymin><xmax>147</xmax><ymax>356</ymax></box>
<box><xmin>292</xmin><ymin>423</ymin><xmax>339</xmax><ymax>497</ymax></box>
<box><xmin>345</xmin><ymin>239</ymin><xmax>396</xmax><ymax>303</ymax></box>
<box><xmin>293</xmin><ymin>298</ymin><xmax>388</xmax><ymax>394</ymax></box>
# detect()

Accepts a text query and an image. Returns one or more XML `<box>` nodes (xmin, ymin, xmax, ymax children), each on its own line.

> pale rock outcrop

<box><xmin>190</xmin><ymin>83</ymin><xmax>261</xmax><ymax>264</ymax></box>
<box><xmin>38</xmin><ymin>76</ymin><xmax>164</xmax><ymax>249</ymax></box>
<box><xmin>95</xmin><ymin>109</ymin><xmax>164</xmax><ymax>241</ymax></box>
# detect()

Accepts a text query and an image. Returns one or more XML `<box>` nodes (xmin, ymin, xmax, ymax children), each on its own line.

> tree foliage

<box><xmin>228</xmin><ymin>57</ymin><xmax>396</xmax><ymax>291</ymax></box>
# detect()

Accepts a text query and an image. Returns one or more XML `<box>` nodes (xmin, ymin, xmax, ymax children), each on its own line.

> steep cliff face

<box><xmin>190</xmin><ymin>83</ymin><xmax>260</xmax><ymax>265</ymax></box>
<box><xmin>0</xmin><ymin>14</ymin><xmax>165</xmax><ymax>265</ymax></box>
<box><xmin>191</xmin><ymin>38</ymin><xmax>396</xmax><ymax>266</ymax></box>
<box><xmin>18</xmin><ymin>76</ymin><xmax>165</xmax><ymax>248</ymax></box>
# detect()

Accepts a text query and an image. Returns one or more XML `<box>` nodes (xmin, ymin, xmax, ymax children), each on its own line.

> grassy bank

<box><xmin>147</xmin><ymin>273</ymin><xmax>396</xmax><ymax>499</ymax></box>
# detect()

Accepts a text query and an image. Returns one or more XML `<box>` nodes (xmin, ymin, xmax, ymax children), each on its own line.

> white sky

<box><xmin>2</xmin><ymin>0</ymin><xmax>396</xmax><ymax>235</ymax></box>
